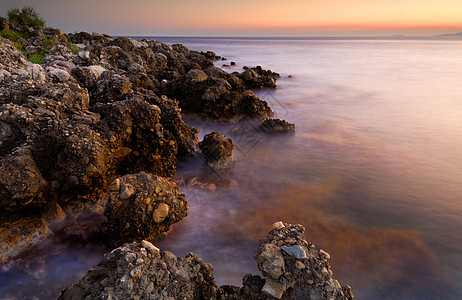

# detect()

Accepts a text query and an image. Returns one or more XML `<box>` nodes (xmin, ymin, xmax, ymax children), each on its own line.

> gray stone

<box><xmin>281</xmin><ymin>245</ymin><xmax>307</xmax><ymax>259</ymax></box>
<box><xmin>262</xmin><ymin>278</ymin><xmax>286</xmax><ymax>299</ymax></box>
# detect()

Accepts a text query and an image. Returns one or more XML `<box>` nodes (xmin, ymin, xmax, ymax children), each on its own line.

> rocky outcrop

<box><xmin>260</xmin><ymin>119</ymin><xmax>296</xmax><ymax>133</ymax></box>
<box><xmin>235</xmin><ymin>66</ymin><xmax>281</xmax><ymax>89</ymax></box>
<box><xmin>103</xmin><ymin>172</ymin><xmax>188</xmax><ymax>246</ymax></box>
<box><xmin>59</xmin><ymin>223</ymin><xmax>352</xmax><ymax>300</ymax></box>
<box><xmin>58</xmin><ymin>240</ymin><xmax>217</xmax><ymax>300</ymax></box>
<box><xmin>167</xmin><ymin>70</ymin><xmax>273</xmax><ymax>120</ymax></box>
<box><xmin>0</xmin><ymin>19</ymin><xmax>299</xmax><ymax>293</ymax></box>
<box><xmin>199</xmin><ymin>131</ymin><xmax>234</xmax><ymax>170</ymax></box>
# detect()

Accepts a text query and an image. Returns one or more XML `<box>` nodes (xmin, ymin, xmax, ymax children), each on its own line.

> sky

<box><xmin>1</xmin><ymin>0</ymin><xmax>461</xmax><ymax>36</ymax></box>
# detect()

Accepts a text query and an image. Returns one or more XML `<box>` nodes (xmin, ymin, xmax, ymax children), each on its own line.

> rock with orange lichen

<box><xmin>0</xmin><ymin>217</ymin><xmax>52</xmax><ymax>266</ymax></box>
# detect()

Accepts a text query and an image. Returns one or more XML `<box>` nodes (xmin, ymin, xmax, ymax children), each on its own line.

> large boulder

<box><xmin>218</xmin><ymin>222</ymin><xmax>354</xmax><ymax>300</ymax></box>
<box><xmin>199</xmin><ymin>131</ymin><xmax>234</xmax><ymax>170</ymax></box>
<box><xmin>103</xmin><ymin>172</ymin><xmax>188</xmax><ymax>246</ymax></box>
<box><xmin>58</xmin><ymin>240</ymin><xmax>217</xmax><ymax>300</ymax></box>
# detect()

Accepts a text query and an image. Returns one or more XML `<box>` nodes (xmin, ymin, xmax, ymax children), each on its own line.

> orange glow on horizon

<box><xmin>2</xmin><ymin>0</ymin><xmax>461</xmax><ymax>36</ymax></box>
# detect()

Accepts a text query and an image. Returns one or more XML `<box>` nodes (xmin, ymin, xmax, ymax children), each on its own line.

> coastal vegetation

<box><xmin>7</xmin><ymin>6</ymin><xmax>45</xmax><ymax>27</ymax></box>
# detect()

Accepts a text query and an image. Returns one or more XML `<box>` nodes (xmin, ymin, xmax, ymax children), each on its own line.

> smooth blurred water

<box><xmin>152</xmin><ymin>37</ymin><xmax>462</xmax><ymax>299</ymax></box>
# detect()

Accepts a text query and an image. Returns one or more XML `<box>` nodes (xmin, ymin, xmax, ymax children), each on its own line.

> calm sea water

<box><xmin>152</xmin><ymin>37</ymin><xmax>462</xmax><ymax>300</ymax></box>
<box><xmin>2</xmin><ymin>38</ymin><xmax>462</xmax><ymax>299</ymax></box>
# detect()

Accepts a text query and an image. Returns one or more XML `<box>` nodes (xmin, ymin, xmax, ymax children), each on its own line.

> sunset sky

<box><xmin>1</xmin><ymin>0</ymin><xmax>461</xmax><ymax>36</ymax></box>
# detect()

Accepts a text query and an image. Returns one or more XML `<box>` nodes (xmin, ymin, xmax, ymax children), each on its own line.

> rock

<box><xmin>273</xmin><ymin>221</ymin><xmax>285</xmax><ymax>230</ymax></box>
<box><xmin>237</xmin><ymin>65</ymin><xmax>280</xmax><ymax>89</ymax></box>
<box><xmin>86</xmin><ymin>65</ymin><xmax>106</xmax><ymax>81</ymax></box>
<box><xmin>319</xmin><ymin>249</ymin><xmax>331</xmax><ymax>261</ymax></box>
<box><xmin>256</xmin><ymin>243</ymin><xmax>285</xmax><ymax>280</ymax></box>
<box><xmin>58</xmin><ymin>242</ymin><xmax>217</xmax><ymax>300</ymax></box>
<box><xmin>199</xmin><ymin>131</ymin><xmax>234</xmax><ymax>170</ymax></box>
<box><xmin>281</xmin><ymin>245</ymin><xmax>307</xmax><ymax>259</ymax></box>
<box><xmin>152</xmin><ymin>203</ymin><xmax>170</xmax><ymax>223</ymax></box>
<box><xmin>201</xmin><ymin>50</ymin><xmax>217</xmax><ymax>60</ymax></box>
<box><xmin>103</xmin><ymin>172</ymin><xmax>187</xmax><ymax>246</ymax></box>
<box><xmin>262</xmin><ymin>278</ymin><xmax>286</xmax><ymax>299</ymax></box>
<box><xmin>142</xmin><ymin>93</ymin><xmax>199</xmax><ymax>160</ymax></box>
<box><xmin>187</xmin><ymin>69</ymin><xmax>208</xmax><ymax>82</ymax></box>
<box><xmin>61</xmin><ymin>223</ymin><xmax>353</xmax><ymax>300</ymax></box>
<box><xmin>119</xmin><ymin>183</ymin><xmax>136</xmax><ymax>200</ymax></box>
<box><xmin>0</xmin><ymin>217</ymin><xmax>52</xmax><ymax>265</ymax></box>
<box><xmin>47</xmin><ymin>66</ymin><xmax>72</xmax><ymax>82</ymax></box>
<box><xmin>0</xmin><ymin>147</ymin><xmax>48</xmax><ymax>209</ymax></box>
<box><xmin>260</xmin><ymin>118</ymin><xmax>296</xmax><ymax>133</ymax></box>
<box><xmin>249</xmin><ymin>223</ymin><xmax>353</xmax><ymax>300</ymax></box>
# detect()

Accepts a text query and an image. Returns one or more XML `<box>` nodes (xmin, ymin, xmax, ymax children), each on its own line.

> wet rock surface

<box><xmin>59</xmin><ymin>223</ymin><xmax>353</xmax><ymax>300</ymax></box>
<box><xmin>199</xmin><ymin>131</ymin><xmax>234</xmax><ymax>170</ymax></box>
<box><xmin>103</xmin><ymin>172</ymin><xmax>188</xmax><ymax>246</ymax></box>
<box><xmin>260</xmin><ymin>119</ymin><xmax>296</xmax><ymax>133</ymax></box>
<box><xmin>0</xmin><ymin>17</ymin><xmax>306</xmax><ymax>298</ymax></box>
<box><xmin>58</xmin><ymin>240</ymin><xmax>217</xmax><ymax>300</ymax></box>
<box><xmin>235</xmin><ymin>66</ymin><xmax>281</xmax><ymax>89</ymax></box>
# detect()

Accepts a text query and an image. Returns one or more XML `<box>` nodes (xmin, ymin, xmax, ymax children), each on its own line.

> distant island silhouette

<box><xmin>436</xmin><ymin>31</ymin><xmax>462</xmax><ymax>37</ymax></box>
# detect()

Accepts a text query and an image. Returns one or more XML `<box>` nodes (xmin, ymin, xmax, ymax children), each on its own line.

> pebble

<box><xmin>319</xmin><ymin>249</ymin><xmax>330</xmax><ymax>261</ymax></box>
<box><xmin>119</xmin><ymin>183</ymin><xmax>136</xmax><ymax>200</ymax></box>
<box><xmin>152</xmin><ymin>203</ymin><xmax>169</xmax><ymax>223</ymax></box>
<box><xmin>262</xmin><ymin>278</ymin><xmax>286</xmax><ymax>299</ymax></box>
<box><xmin>109</xmin><ymin>178</ymin><xmax>120</xmax><ymax>191</ymax></box>
<box><xmin>141</xmin><ymin>240</ymin><xmax>160</xmax><ymax>255</ymax></box>
<box><xmin>281</xmin><ymin>245</ymin><xmax>307</xmax><ymax>259</ymax></box>
<box><xmin>272</xmin><ymin>221</ymin><xmax>285</xmax><ymax>230</ymax></box>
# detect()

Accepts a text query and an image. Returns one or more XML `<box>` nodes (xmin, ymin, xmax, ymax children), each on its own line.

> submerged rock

<box><xmin>199</xmin><ymin>131</ymin><xmax>234</xmax><ymax>170</ymax></box>
<box><xmin>260</xmin><ymin>118</ymin><xmax>296</xmax><ymax>133</ymax></box>
<box><xmin>103</xmin><ymin>172</ymin><xmax>188</xmax><ymax>246</ymax></box>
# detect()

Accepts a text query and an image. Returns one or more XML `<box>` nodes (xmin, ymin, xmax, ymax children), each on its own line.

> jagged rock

<box><xmin>58</xmin><ymin>240</ymin><xmax>217</xmax><ymax>300</ymax></box>
<box><xmin>142</xmin><ymin>92</ymin><xmax>199</xmax><ymax>159</ymax></box>
<box><xmin>167</xmin><ymin>74</ymin><xmax>273</xmax><ymax>120</ymax></box>
<box><xmin>236</xmin><ymin>66</ymin><xmax>280</xmax><ymax>89</ymax></box>
<box><xmin>260</xmin><ymin>119</ymin><xmax>296</xmax><ymax>133</ymax></box>
<box><xmin>60</xmin><ymin>223</ymin><xmax>352</xmax><ymax>300</ymax></box>
<box><xmin>250</xmin><ymin>223</ymin><xmax>353</xmax><ymax>299</ymax></box>
<box><xmin>0</xmin><ymin>147</ymin><xmax>48</xmax><ymax>208</ymax></box>
<box><xmin>199</xmin><ymin>131</ymin><xmax>234</xmax><ymax>170</ymax></box>
<box><xmin>103</xmin><ymin>172</ymin><xmax>188</xmax><ymax>246</ymax></box>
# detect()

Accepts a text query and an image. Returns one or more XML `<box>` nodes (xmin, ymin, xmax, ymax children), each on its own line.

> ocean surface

<box><xmin>2</xmin><ymin>37</ymin><xmax>462</xmax><ymax>299</ymax></box>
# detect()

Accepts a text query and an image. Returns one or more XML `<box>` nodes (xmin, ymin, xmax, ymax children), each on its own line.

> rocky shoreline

<box><xmin>0</xmin><ymin>17</ymin><xmax>350</xmax><ymax>299</ymax></box>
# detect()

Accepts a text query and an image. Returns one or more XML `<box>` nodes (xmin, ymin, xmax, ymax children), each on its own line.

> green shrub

<box><xmin>66</xmin><ymin>42</ymin><xmax>79</xmax><ymax>54</ymax></box>
<box><xmin>39</xmin><ymin>39</ymin><xmax>55</xmax><ymax>47</ymax></box>
<box><xmin>28</xmin><ymin>53</ymin><xmax>45</xmax><ymax>64</ymax></box>
<box><xmin>12</xmin><ymin>41</ymin><xmax>27</xmax><ymax>56</ymax></box>
<box><xmin>7</xmin><ymin>6</ymin><xmax>45</xmax><ymax>27</ymax></box>
<box><xmin>0</xmin><ymin>29</ymin><xmax>30</xmax><ymax>41</ymax></box>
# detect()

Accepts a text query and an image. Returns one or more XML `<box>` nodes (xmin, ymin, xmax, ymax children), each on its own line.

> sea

<box><xmin>2</xmin><ymin>37</ymin><xmax>462</xmax><ymax>299</ymax></box>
